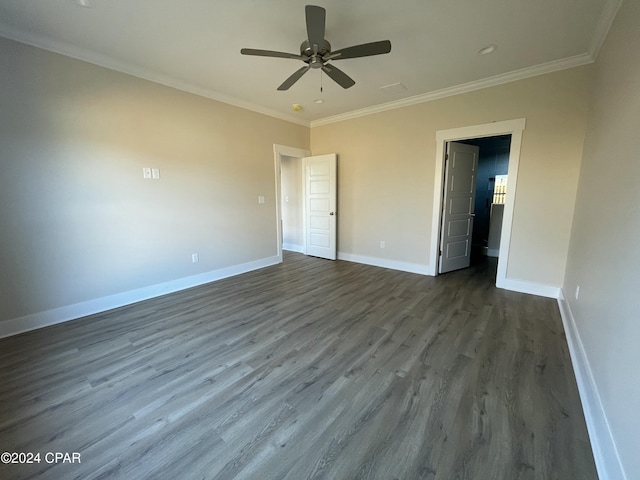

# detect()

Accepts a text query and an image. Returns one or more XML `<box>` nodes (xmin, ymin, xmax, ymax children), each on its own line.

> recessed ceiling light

<box><xmin>478</xmin><ymin>44</ymin><xmax>497</xmax><ymax>55</ymax></box>
<box><xmin>291</xmin><ymin>104</ymin><xmax>303</xmax><ymax>112</ymax></box>
<box><xmin>75</xmin><ymin>0</ymin><xmax>93</xmax><ymax>7</ymax></box>
<box><xmin>314</xmin><ymin>99</ymin><xmax>324</xmax><ymax>104</ymax></box>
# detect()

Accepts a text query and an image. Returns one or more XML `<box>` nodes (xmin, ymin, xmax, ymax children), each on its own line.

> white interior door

<box><xmin>303</xmin><ymin>154</ymin><xmax>337</xmax><ymax>260</ymax></box>
<box><xmin>439</xmin><ymin>142</ymin><xmax>479</xmax><ymax>273</ymax></box>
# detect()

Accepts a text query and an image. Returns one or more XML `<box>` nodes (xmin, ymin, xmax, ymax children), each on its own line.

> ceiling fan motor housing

<box><xmin>300</xmin><ymin>39</ymin><xmax>331</xmax><ymax>68</ymax></box>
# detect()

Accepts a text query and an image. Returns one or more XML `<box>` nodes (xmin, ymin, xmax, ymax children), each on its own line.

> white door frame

<box><xmin>429</xmin><ymin>118</ymin><xmax>526</xmax><ymax>289</ymax></box>
<box><xmin>274</xmin><ymin>144</ymin><xmax>310</xmax><ymax>263</ymax></box>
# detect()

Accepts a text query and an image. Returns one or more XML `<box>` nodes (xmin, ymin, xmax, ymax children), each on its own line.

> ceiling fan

<box><xmin>241</xmin><ymin>5</ymin><xmax>392</xmax><ymax>91</ymax></box>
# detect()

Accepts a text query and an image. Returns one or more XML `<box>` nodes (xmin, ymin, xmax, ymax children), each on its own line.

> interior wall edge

<box><xmin>0</xmin><ymin>255</ymin><xmax>281</xmax><ymax>340</ymax></box>
<box><xmin>557</xmin><ymin>290</ymin><xmax>628</xmax><ymax>480</ymax></box>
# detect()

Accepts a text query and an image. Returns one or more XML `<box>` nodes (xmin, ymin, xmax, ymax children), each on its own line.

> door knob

<box><xmin>329</xmin><ymin>212</ymin><xmax>335</xmax><ymax>215</ymax></box>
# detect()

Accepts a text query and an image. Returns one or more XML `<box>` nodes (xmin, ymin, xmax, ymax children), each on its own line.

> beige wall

<box><xmin>0</xmin><ymin>37</ymin><xmax>309</xmax><ymax>324</ymax></box>
<box><xmin>311</xmin><ymin>66</ymin><xmax>593</xmax><ymax>286</ymax></box>
<box><xmin>564</xmin><ymin>0</ymin><xmax>640</xmax><ymax>476</ymax></box>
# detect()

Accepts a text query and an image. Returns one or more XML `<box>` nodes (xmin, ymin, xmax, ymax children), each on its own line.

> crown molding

<box><xmin>311</xmin><ymin>53</ymin><xmax>594</xmax><ymax>127</ymax></box>
<box><xmin>2</xmin><ymin>9</ymin><xmax>613</xmax><ymax>131</ymax></box>
<box><xmin>0</xmin><ymin>26</ymin><xmax>311</xmax><ymax>128</ymax></box>
<box><xmin>588</xmin><ymin>0</ymin><xmax>623</xmax><ymax>60</ymax></box>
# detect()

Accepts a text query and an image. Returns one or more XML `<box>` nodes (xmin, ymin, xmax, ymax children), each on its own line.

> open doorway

<box><xmin>458</xmin><ymin>134</ymin><xmax>511</xmax><ymax>265</ymax></box>
<box><xmin>274</xmin><ymin>144</ymin><xmax>310</xmax><ymax>263</ymax></box>
<box><xmin>280</xmin><ymin>154</ymin><xmax>304</xmax><ymax>254</ymax></box>
<box><xmin>429</xmin><ymin>119</ymin><xmax>526</xmax><ymax>289</ymax></box>
<box><xmin>274</xmin><ymin>145</ymin><xmax>338</xmax><ymax>263</ymax></box>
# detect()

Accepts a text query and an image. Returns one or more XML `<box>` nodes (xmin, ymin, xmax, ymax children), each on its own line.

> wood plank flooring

<box><xmin>0</xmin><ymin>252</ymin><xmax>597</xmax><ymax>480</ymax></box>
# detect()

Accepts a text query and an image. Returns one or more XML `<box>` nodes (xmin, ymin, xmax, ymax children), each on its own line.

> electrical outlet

<box><xmin>575</xmin><ymin>285</ymin><xmax>580</xmax><ymax>300</ymax></box>
<box><xmin>258</xmin><ymin>196</ymin><xmax>265</xmax><ymax>204</ymax></box>
<box><xmin>192</xmin><ymin>253</ymin><xmax>199</xmax><ymax>263</ymax></box>
<box><xmin>143</xmin><ymin>167</ymin><xmax>152</xmax><ymax>179</ymax></box>
<box><xmin>380</xmin><ymin>240</ymin><xmax>385</xmax><ymax>249</ymax></box>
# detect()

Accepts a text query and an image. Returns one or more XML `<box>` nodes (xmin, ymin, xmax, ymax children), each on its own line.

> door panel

<box><xmin>439</xmin><ymin>142</ymin><xmax>479</xmax><ymax>273</ymax></box>
<box><xmin>448</xmin><ymin>218</ymin><xmax>471</xmax><ymax>237</ymax></box>
<box><xmin>446</xmin><ymin>239</ymin><xmax>469</xmax><ymax>258</ymax></box>
<box><xmin>304</xmin><ymin>154</ymin><xmax>337</xmax><ymax>260</ymax></box>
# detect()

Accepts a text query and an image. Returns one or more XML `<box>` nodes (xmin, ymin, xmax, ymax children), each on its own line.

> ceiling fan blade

<box><xmin>321</xmin><ymin>64</ymin><xmax>355</xmax><ymax>89</ymax></box>
<box><xmin>241</xmin><ymin>48</ymin><xmax>304</xmax><ymax>60</ymax></box>
<box><xmin>305</xmin><ymin>5</ymin><xmax>326</xmax><ymax>51</ymax></box>
<box><xmin>329</xmin><ymin>40</ymin><xmax>392</xmax><ymax>60</ymax></box>
<box><xmin>278</xmin><ymin>65</ymin><xmax>311</xmax><ymax>90</ymax></box>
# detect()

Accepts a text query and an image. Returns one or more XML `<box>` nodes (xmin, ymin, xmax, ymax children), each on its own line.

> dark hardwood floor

<box><xmin>0</xmin><ymin>252</ymin><xmax>597</xmax><ymax>480</ymax></box>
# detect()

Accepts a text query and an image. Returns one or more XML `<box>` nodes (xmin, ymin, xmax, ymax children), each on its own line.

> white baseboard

<box><xmin>557</xmin><ymin>291</ymin><xmax>627</xmax><ymax>480</ymax></box>
<box><xmin>337</xmin><ymin>252</ymin><xmax>430</xmax><ymax>276</ymax></box>
<box><xmin>282</xmin><ymin>243</ymin><xmax>304</xmax><ymax>253</ymax></box>
<box><xmin>0</xmin><ymin>255</ymin><xmax>281</xmax><ymax>339</ymax></box>
<box><xmin>496</xmin><ymin>277</ymin><xmax>561</xmax><ymax>298</ymax></box>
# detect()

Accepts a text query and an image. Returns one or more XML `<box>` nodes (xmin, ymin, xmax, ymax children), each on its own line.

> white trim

<box><xmin>283</xmin><ymin>243</ymin><xmax>304</xmax><ymax>253</ymax></box>
<box><xmin>337</xmin><ymin>252</ymin><xmax>430</xmax><ymax>276</ymax></box>
<box><xmin>1</xmin><ymin>21</ymin><xmax>604</xmax><ymax>129</ymax></box>
<box><xmin>311</xmin><ymin>55</ymin><xmax>592</xmax><ymax>127</ymax></box>
<box><xmin>0</xmin><ymin>256</ymin><xmax>280</xmax><ymax>339</ymax></box>
<box><xmin>0</xmin><ymin>28</ymin><xmax>310</xmax><ymax>128</ymax></box>
<box><xmin>274</xmin><ymin>144</ymin><xmax>310</xmax><ymax>263</ymax></box>
<box><xmin>430</xmin><ymin>119</ymin><xmax>526</xmax><ymax>293</ymax></box>
<box><xmin>496</xmin><ymin>277</ymin><xmax>560</xmax><ymax>299</ymax></box>
<box><xmin>301</xmin><ymin>156</ymin><xmax>308</xmax><ymax>256</ymax></box>
<box><xmin>273</xmin><ymin>144</ymin><xmax>311</xmax><ymax>158</ymax></box>
<box><xmin>588</xmin><ymin>0</ymin><xmax>624</xmax><ymax>60</ymax></box>
<box><xmin>557</xmin><ymin>291</ymin><xmax>628</xmax><ymax>480</ymax></box>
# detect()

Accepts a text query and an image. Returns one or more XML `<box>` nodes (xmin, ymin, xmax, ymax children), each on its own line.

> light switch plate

<box><xmin>143</xmin><ymin>168</ymin><xmax>152</xmax><ymax>179</ymax></box>
<box><xmin>258</xmin><ymin>196</ymin><xmax>265</xmax><ymax>204</ymax></box>
<box><xmin>152</xmin><ymin>168</ymin><xmax>160</xmax><ymax>179</ymax></box>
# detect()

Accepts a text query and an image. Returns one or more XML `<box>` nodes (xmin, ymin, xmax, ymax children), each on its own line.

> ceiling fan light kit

<box><xmin>241</xmin><ymin>5</ymin><xmax>392</xmax><ymax>91</ymax></box>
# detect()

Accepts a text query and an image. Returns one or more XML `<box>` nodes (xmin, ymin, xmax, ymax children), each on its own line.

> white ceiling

<box><xmin>0</xmin><ymin>0</ymin><xmax>620</xmax><ymax>126</ymax></box>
